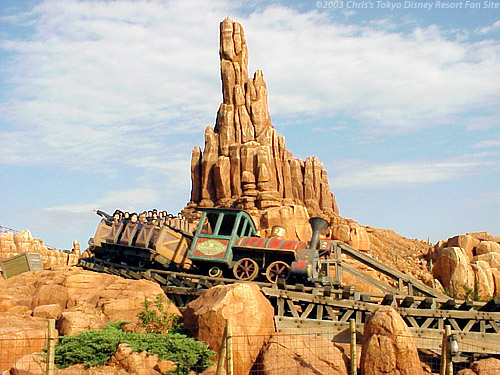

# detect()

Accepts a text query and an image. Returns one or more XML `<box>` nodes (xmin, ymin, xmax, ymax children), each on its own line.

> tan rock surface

<box><xmin>32</xmin><ymin>304</ymin><xmax>62</xmax><ymax>320</ymax></box>
<box><xmin>360</xmin><ymin>306</ymin><xmax>424</xmax><ymax>375</ymax></box>
<box><xmin>473</xmin><ymin>261</ymin><xmax>495</xmax><ymax>300</ymax></box>
<box><xmin>0</xmin><ymin>314</ymin><xmax>48</xmax><ymax>373</ymax></box>
<box><xmin>0</xmin><ymin>267</ymin><xmax>180</xmax><ymax>337</ymax></box>
<box><xmin>470</xmin><ymin>357</ymin><xmax>500</xmax><ymax>375</ymax></box>
<box><xmin>447</xmin><ymin>235</ymin><xmax>480</xmax><ymax>260</ymax></box>
<box><xmin>432</xmin><ymin>247</ymin><xmax>475</xmax><ymax>299</ymax></box>
<box><xmin>183</xmin><ymin>283</ymin><xmax>275</xmax><ymax>375</ymax></box>
<box><xmin>108</xmin><ymin>343</ymin><xmax>161</xmax><ymax>375</ymax></box>
<box><xmin>476</xmin><ymin>241</ymin><xmax>500</xmax><ymax>256</ymax></box>
<box><xmin>7</xmin><ymin>352</ymin><xmax>46</xmax><ymax>375</ymax></box>
<box><xmin>0</xmin><ymin>230</ymin><xmax>78</xmax><ymax>269</ymax></box>
<box><xmin>259</xmin><ymin>333</ymin><xmax>348</xmax><ymax>375</ymax></box>
<box><xmin>474</xmin><ymin>252</ymin><xmax>500</xmax><ymax>269</ymax></box>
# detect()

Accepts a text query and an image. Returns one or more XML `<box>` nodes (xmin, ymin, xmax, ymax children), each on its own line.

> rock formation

<box><xmin>458</xmin><ymin>357</ymin><xmax>500</xmax><ymax>375</ymax></box>
<box><xmin>430</xmin><ymin>232</ymin><xmax>500</xmax><ymax>300</ymax></box>
<box><xmin>0</xmin><ymin>313</ymin><xmax>49</xmax><ymax>373</ymax></box>
<box><xmin>259</xmin><ymin>334</ymin><xmax>349</xmax><ymax>375</ymax></box>
<box><xmin>0</xmin><ymin>266</ymin><xmax>180</xmax><ymax>336</ymax></box>
<box><xmin>184</xmin><ymin>17</ymin><xmax>339</xmax><ymax>241</ymax></box>
<box><xmin>182</xmin><ymin>283</ymin><xmax>275</xmax><ymax>375</ymax></box>
<box><xmin>360</xmin><ymin>306</ymin><xmax>424</xmax><ymax>375</ymax></box>
<box><xmin>0</xmin><ymin>230</ymin><xmax>79</xmax><ymax>270</ymax></box>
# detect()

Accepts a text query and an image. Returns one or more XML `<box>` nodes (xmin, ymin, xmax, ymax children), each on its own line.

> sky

<box><xmin>0</xmin><ymin>0</ymin><xmax>498</xmax><ymax>250</ymax></box>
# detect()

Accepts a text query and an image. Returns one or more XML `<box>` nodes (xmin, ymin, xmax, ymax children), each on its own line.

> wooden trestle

<box><xmin>79</xmin><ymin>242</ymin><xmax>500</xmax><ymax>357</ymax></box>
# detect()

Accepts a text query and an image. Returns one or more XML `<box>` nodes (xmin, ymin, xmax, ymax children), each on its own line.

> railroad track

<box><xmin>78</xmin><ymin>256</ymin><xmax>500</xmax><ymax>356</ymax></box>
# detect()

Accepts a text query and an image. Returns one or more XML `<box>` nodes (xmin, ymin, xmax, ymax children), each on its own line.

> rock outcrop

<box><xmin>259</xmin><ymin>334</ymin><xmax>348</xmax><ymax>375</ymax></box>
<box><xmin>432</xmin><ymin>247</ymin><xmax>476</xmax><ymax>299</ymax></box>
<box><xmin>360</xmin><ymin>306</ymin><xmax>424</xmax><ymax>375</ymax></box>
<box><xmin>183</xmin><ymin>283</ymin><xmax>275</xmax><ymax>375</ymax></box>
<box><xmin>0</xmin><ymin>266</ymin><xmax>180</xmax><ymax>336</ymax></box>
<box><xmin>0</xmin><ymin>230</ymin><xmax>79</xmax><ymax>270</ymax></box>
<box><xmin>0</xmin><ymin>314</ymin><xmax>49</xmax><ymax>373</ymax></box>
<box><xmin>184</xmin><ymin>17</ymin><xmax>339</xmax><ymax>241</ymax></box>
<box><xmin>430</xmin><ymin>232</ymin><xmax>500</xmax><ymax>300</ymax></box>
<box><xmin>458</xmin><ymin>357</ymin><xmax>500</xmax><ymax>375</ymax></box>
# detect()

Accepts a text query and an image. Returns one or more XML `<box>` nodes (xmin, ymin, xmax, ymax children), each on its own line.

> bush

<box><xmin>54</xmin><ymin>322</ymin><xmax>214</xmax><ymax>375</ymax></box>
<box><xmin>137</xmin><ymin>294</ymin><xmax>182</xmax><ymax>334</ymax></box>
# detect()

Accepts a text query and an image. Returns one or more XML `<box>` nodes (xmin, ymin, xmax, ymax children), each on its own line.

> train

<box><xmin>87</xmin><ymin>207</ymin><xmax>330</xmax><ymax>284</ymax></box>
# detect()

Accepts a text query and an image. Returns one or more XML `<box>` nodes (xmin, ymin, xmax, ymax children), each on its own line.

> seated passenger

<box><xmin>129</xmin><ymin>213</ymin><xmax>138</xmax><ymax>223</ymax></box>
<box><xmin>112</xmin><ymin>210</ymin><xmax>123</xmax><ymax>224</ymax></box>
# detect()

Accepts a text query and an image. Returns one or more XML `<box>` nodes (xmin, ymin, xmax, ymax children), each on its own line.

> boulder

<box><xmin>470</xmin><ymin>357</ymin><xmax>500</xmax><ymax>375</ymax></box>
<box><xmin>108</xmin><ymin>343</ymin><xmax>161</xmax><ymax>375</ymax></box>
<box><xmin>360</xmin><ymin>306</ymin><xmax>424</xmax><ymax>375</ymax></box>
<box><xmin>59</xmin><ymin>308</ymin><xmax>107</xmax><ymax>336</ymax></box>
<box><xmin>491</xmin><ymin>268</ymin><xmax>500</xmax><ymax>296</ymax></box>
<box><xmin>432</xmin><ymin>247</ymin><xmax>475</xmax><ymax>299</ymax></box>
<box><xmin>32</xmin><ymin>304</ymin><xmax>62</xmax><ymax>320</ymax></box>
<box><xmin>473</xmin><ymin>261</ymin><xmax>494</xmax><ymax>300</ymax></box>
<box><xmin>474</xmin><ymin>252</ymin><xmax>500</xmax><ymax>270</ymax></box>
<box><xmin>7</xmin><ymin>353</ymin><xmax>45</xmax><ymax>375</ymax></box>
<box><xmin>183</xmin><ymin>283</ymin><xmax>274</xmax><ymax>375</ymax></box>
<box><xmin>259</xmin><ymin>333</ymin><xmax>348</xmax><ymax>375</ymax></box>
<box><xmin>468</xmin><ymin>232</ymin><xmax>500</xmax><ymax>242</ymax></box>
<box><xmin>476</xmin><ymin>241</ymin><xmax>500</xmax><ymax>256</ymax></box>
<box><xmin>447</xmin><ymin>235</ymin><xmax>480</xmax><ymax>260</ymax></box>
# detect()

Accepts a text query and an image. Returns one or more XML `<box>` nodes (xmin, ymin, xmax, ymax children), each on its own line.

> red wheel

<box><xmin>233</xmin><ymin>258</ymin><xmax>259</xmax><ymax>281</ymax></box>
<box><xmin>266</xmin><ymin>261</ymin><xmax>291</xmax><ymax>283</ymax></box>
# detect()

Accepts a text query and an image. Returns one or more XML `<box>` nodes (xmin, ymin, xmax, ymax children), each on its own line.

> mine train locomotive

<box><xmin>88</xmin><ymin>208</ymin><xmax>330</xmax><ymax>284</ymax></box>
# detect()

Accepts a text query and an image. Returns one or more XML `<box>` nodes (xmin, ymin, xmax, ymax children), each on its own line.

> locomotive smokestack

<box><xmin>309</xmin><ymin>217</ymin><xmax>329</xmax><ymax>249</ymax></box>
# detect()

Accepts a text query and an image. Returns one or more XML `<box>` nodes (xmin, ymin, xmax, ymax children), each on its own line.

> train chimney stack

<box><xmin>309</xmin><ymin>217</ymin><xmax>329</xmax><ymax>250</ymax></box>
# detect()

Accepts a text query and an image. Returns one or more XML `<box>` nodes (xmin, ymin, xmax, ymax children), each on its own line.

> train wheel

<box><xmin>233</xmin><ymin>258</ymin><xmax>259</xmax><ymax>281</ymax></box>
<box><xmin>209</xmin><ymin>267</ymin><xmax>223</xmax><ymax>278</ymax></box>
<box><xmin>265</xmin><ymin>261</ymin><xmax>291</xmax><ymax>284</ymax></box>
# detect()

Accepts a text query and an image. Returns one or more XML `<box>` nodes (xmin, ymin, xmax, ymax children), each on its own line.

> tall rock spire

<box><xmin>185</xmin><ymin>17</ymin><xmax>339</xmax><ymax>240</ymax></box>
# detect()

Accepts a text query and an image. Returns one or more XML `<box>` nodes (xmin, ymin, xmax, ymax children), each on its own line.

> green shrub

<box><xmin>137</xmin><ymin>294</ymin><xmax>182</xmax><ymax>334</ymax></box>
<box><xmin>54</xmin><ymin>322</ymin><xmax>214</xmax><ymax>375</ymax></box>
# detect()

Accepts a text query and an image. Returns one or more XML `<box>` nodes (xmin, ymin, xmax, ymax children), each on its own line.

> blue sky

<box><xmin>0</xmin><ymin>0</ymin><xmax>498</xmax><ymax>250</ymax></box>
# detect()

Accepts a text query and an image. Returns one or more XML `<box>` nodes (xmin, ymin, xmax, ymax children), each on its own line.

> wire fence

<box><xmin>0</xmin><ymin>319</ymin><xmax>498</xmax><ymax>375</ymax></box>
<box><xmin>0</xmin><ymin>334</ymin><xmax>48</xmax><ymax>374</ymax></box>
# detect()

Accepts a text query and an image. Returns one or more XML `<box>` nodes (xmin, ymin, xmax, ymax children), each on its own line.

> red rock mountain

<box><xmin>184</xmin><ymin>17</ymin><xmax>339</xmax><ymax>240</ymax></box>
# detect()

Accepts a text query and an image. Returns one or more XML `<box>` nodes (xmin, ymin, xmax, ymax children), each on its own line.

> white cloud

<box><xmin>476</xmin><ymin>20</ymin><xmax>500</xmax><ymax>35</ymax></box>
<box><xmin>331</xmin><ymin>152</ymin><xmax>500</xmax><ymax>189</ymax></box>
<box><xmin>0</xmin><ymin>0</ymin><xmax>499</xmax><ymax>177</ymax></box>
<box><xmin>43</xmin><ymin>188</ymin><xmax>162</xmax><ymax>215</ymax></box>
<box><xmin>472</xmin><ymin>139</ymin><xmax>500</xmax><ymax>149</ymax></box>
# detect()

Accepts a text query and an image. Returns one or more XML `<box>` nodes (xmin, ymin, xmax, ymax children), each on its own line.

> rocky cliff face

<box><xmin>184</xmin><ymin>17</ymin><xmax>338</xmax><ymax>240</ymax></box>
<box><xmin>430</xmin><ymin>232</ymin><xmax>500</xmax><ymax>300</ymax></box>
<box><xmin>0</xmin><ymin>230</ymin><xmax>79</xmax><ymax>269</ymax></box>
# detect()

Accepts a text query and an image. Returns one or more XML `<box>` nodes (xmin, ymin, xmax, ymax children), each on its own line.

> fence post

<box><xmin>349</xmin><ymin>319</ymin><xmax>357</xmax><ymax>375</ymax></box>
<box><xmin>45</xmin><ymin>319</ymin><xmax>56</xmax><ymax>375</ymax></box>
<box><xmin>446</xmin><ymin>326</ymin><xmax>454</xmax><ymax>375</ymax></box>
<box><xmin>440</xmin><ymin>325</ymin><xmax>450</xmax><ymax>375</ymax></box>
<box><xmin>226</xmin><ymin>319</ymin><xmax>233</xmax><ymax>375</ymax></box>
<box><xmin>216</xmin><ymin>322</ymin><xmax>228</xmax><ymax>375</ymax></box>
